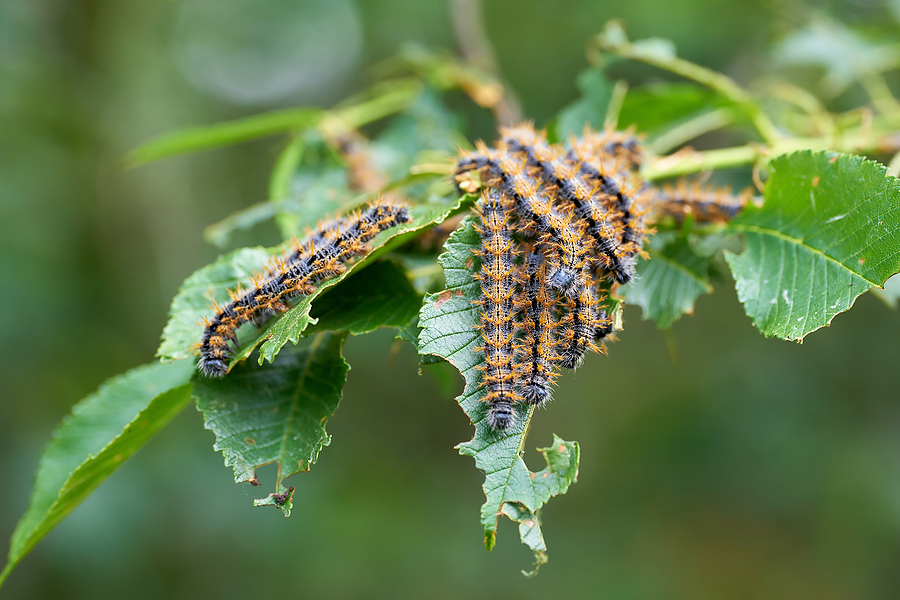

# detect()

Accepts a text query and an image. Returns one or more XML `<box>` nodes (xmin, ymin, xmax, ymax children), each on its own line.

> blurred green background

<box><xmin>3</xmin><ymin>0</ymin><xmax>900</xmax><ymax>598</ymax></box>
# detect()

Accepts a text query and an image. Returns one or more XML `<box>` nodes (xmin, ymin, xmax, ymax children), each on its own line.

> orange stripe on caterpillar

<box><xmin>197</xmin><ymin>198</ymin><xmax>410</xmax><ymax>378</ymax></box>
<box><xmin>473</xmin><ymin>189</ymin><xmax>521</xmax><ymax>430</ymax></box>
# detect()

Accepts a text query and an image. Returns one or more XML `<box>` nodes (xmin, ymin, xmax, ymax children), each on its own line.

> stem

<box><xmin>604</xmin><ymin>80</ymin><xmax>629</xmax><ymax>130</ymax></box>
<box><xmin>591</xmin><ymin>21</ymin><xmax>782</xmax><ymax>143</ymax></box>
<box><xmin>450</xmin><ymin>0</ymin><xmax>523</xmax><ymax>124</ymax></box>
<box><xmin>644</xmin><ymin>127</ymin><xmax>900</xmax><ymax>181</ymax></box>
<box><xmin>858</xmin><ymin>70</ymin><xmax>900</xmax><ymax>119</ymax></box>
<box><xmin>649</xmin><ymin>108</ymin><xmax>736</xmax><ymax>155</ymax></box>
<box><xmin>323</xmin><ymin>79</ymin><xmax>423</xmax><ymax>135</ymax></box>
<box><xmin>768</xmin><ymin>82</ymin><xmax>835</xmax><ymax>139</ymax></box>
<box><xmin>644</xmin><ymin>146</ymin><xmax>762</xmax><ymax>180</ymax></box>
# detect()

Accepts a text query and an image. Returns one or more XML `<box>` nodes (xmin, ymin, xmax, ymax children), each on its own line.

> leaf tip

<box><xmin>253</xmin><ymin>487</ymin><xmax>295</xmax><ymax>517</ymax></box>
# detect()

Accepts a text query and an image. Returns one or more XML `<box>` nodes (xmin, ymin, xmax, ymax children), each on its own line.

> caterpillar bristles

<box><xmin>473</xmin><ymin>188</ymin><xmax>521</xmax><ymax>431</ymax></box>
<box><xmin>647</xmin><ymin>178</ymin><xmax>752</xmax><ymax>223</ymax></box>
<box><xmin>516</xmin><ymin>252</ymin><xmax>560</xmax><ymax>406</ymax></box>
<box><xmin>197</xmin><ymin>198</ymin><xmax>410</xmax><ymax>378</ymax></box>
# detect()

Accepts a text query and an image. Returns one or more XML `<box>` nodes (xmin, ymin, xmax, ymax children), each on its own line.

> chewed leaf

<box><xmin>158</xmin><ymin>195</ymin><xmax>466</xmax><ymax>372</ymax></box>
<box><xmin>622</xmin><ymin>235</ymin><xmax>713</xmax><ymax>328</ymax></box>
<box><xmin>2</xmin><ymin>360</ymin><xmax>194</xmax><ymax>585</ymax></box>
<box><xmin>193</xmin><ymin>332</ymin><xmax>349</xmax><ymax>516</ymax></box>
<box><xmin>418</xmin><ymin>216</ymin><xmax>580</xmax><ymax>574</ymax></box>
<box><xmin>725</xmin><ymin>151</ymin><xmax>900</xmax><ymax>340</ymax></box>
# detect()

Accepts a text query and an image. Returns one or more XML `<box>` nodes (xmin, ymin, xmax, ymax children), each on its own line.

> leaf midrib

<box><xmin>654</xmin><ymin>253</ymin><xmax>713</xmax><ymax>293</ymax></box>
<box><xmin>727</xmin><ymin>223</ymin><xmax>879</xmax><ymax>286</ymax></box>
<box><xmin>275</xmin><ymin>333</ymin><xmax>325</xmax><ymax>489</ymax></box>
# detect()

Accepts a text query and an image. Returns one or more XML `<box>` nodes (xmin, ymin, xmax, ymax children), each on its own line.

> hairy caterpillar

<box><xmin>457</xmin><ymin>145</ymin><xmax>589</xmax><ymax>295</ymax></box>
<box><xmin>197</xmin><ymin>198</ymin><xmax>410</xmax><ymax>378</ymax></box>
<box><xmin>516</xmin><ymin>252</ymin><xmax>560</xmax><ymax>406</ymax></box>
<box><xmin>558</xmin><ymin>270</ymin><xmax>600</xmax><ymax>370</ymax></box>
<box><xmin>647</xmin><ymin>179</ymin><xmax>752</xmax><ymax>223</ymax></box>
<box><xmin>473</xmin><ymin>189</ymin><xmax>522</xmax><ymax>430</ymax></box>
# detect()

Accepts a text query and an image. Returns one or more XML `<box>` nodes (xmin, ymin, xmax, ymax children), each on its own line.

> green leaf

<box><xmin>725</xmin><ymin>150</ymin><xmax>900</xmax><ymax>340</ymax></box>
<box><xmin>621</xmin><ymin>236</ymin><xmax>714</xmax><ymax>328</ymax></box>
<box><xmin>203</xmin><ymin>199</ymin><xmax>305</xmax><ymax>249</ymax></box>
<box><xmin>309</xmin><ymin>259</ymin><xmax>422</xmax><ymax>336</ymax></box>
<box><xmin>418</xmin><ymin>216</ymin><xmax>580</xmax><ymax>574</ymax></box>
<box><xmin>555</xmin><ymin>67</ymin><xmax>615</xmax><ymax>139</ymax></box>
<box><xmin>193</xmin><ymin>332</ymin><xmax>349</xmax><ymax>516</ymax></box>
<box><xmin>158</xmin><ymin>193</ymin><xmax>466</xmax><ymax>371</ymax></box>
<box><xmin>618</xmin><ymin>83</ymin><xmax>732</xmax><ymax>138</ymax></box>
<box><xmin>126</xmin><ymin>108</ymin><xmax>323</xmax><ymax>166</ymax></box>
<box><xmin>1</xmin><ymin>360</ymin><xmax>194</xmax><ymax>587</ymax></box>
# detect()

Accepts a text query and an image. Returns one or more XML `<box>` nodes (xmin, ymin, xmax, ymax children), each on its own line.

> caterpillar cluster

<box><xmin>458</xmin><ymin>125</ymin><xmax>752</xmax><ymax>430</ymax></box>
<box><xmin>196</xmin><ymin>198</ymin><xmax>410</xmax><ymax>378</ymax></box>
<box><xmin>457</xmin><ymin>124</ymin><xmax>650</xmax><ymax>430</ymax></box>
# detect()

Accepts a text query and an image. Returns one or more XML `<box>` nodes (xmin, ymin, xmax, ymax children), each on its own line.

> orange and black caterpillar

<box><xmin>558</xmin><ymin>269</ymin><xmax>601</xmax><ymax>370</ymax></box>
<box><xmin>516</xmin><ymin>252</ymin><xmax>560</xmax><ymax>405</ymax></box>
<box><xmin>501</xmin><ymin>125</ymin><xmax>643</xmax><ymax>284</ymax></box>
<box><xmin>197</xmin><ymin>199</ymin><xmax>410</xmax><ymax>378</ymax></box>
<box><xmin>473</xmin><ymin>189</ymin><xmax>522</xmax><ymax>430</ymax></box>
<box><xmin>647</xmin><ymin>178</ymin><xmax>752</xmax><ymax>223</ymax></box>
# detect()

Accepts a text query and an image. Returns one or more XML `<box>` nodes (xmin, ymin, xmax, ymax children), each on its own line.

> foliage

<box><xmin>5</xmin><ymin>17</ymin><xmax>900</xmax><ymax>586</ymax></box>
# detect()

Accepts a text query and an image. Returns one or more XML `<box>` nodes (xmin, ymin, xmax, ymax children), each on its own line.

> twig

<box><xmin>590</xmin><ymin>21</ymin><xmax>782</xmax><ymax>144</ymax></box>
<box><xmin>450</xmin><ymin>0</ymin><xmax>522</xmax><ymax>125</ymax></box>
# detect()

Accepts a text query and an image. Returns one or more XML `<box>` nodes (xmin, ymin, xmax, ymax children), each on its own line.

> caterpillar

<box><xmin>473</xmin><ymin>189</ymin><xmax>522</xmax><ymax>430</ymax></box>
<box><xmin>197</xmin><ymin>198</ymin><xmax>410</xmax><ymax>378</ymax></box>
<box><xmin>558</xmin><ymin>269</ymin><xmax>600</xmax><ymax>370</ymax></box>
<box><xmin>452</xmin><ymin>124</ymin><xmax>756</xmax><ymax>429</ymax></box>
<box><xmin>647</xmin><ymin>179</ymin><xmax>751</xmax><ymax>223</ymax></box>
<box><xmin>567</xmin><ymin>131</ymin><xmax>647</xmax><ymax>264</ymax></box>
<box><xmin>331</xmin><ymin>130</ymin><xmax>387</xmax><ymax>193</ymax></box>
<box><xmin>516</xmin><ymin>252</ymin><xmax>560</xmax><ymax>406</ymax></box>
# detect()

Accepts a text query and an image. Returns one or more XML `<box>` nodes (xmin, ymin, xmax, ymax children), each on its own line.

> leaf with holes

<box><xmin>193</xmin><ymin>332</ymin><xmax>349</xmax><ymax>516</ymax></box>
<box><xmin>622</xmin><ymin>235</ymin><xmax>713</xmax><ymax>328</ymax></box>
<box><xmin>418</xmin><ymin>216</ymin><xmax>580</xmax><ymax>575</ymax></box>
<box><xmin>725</xmin><ymin>150</ymin><xmax>900</xmax><ymax>340</ymax></box>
